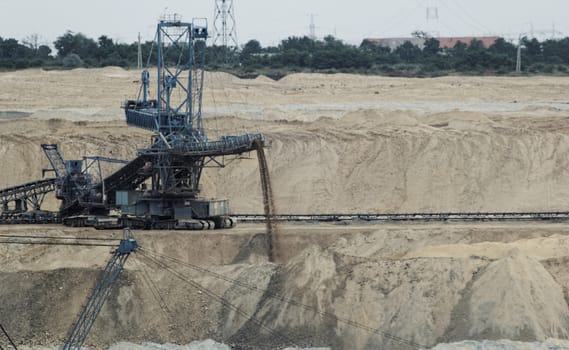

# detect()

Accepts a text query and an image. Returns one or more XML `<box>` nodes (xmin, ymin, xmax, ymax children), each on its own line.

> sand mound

<box><xmin>109</xmin><ymin>340</ymin><xmax>231</xmax><ymax>350</ymax></box>
<box><xmin>246</xmin><ymin>242</ymin><xmax>484</xmax><ymax>349</ymax></box>
<box><xmin>99</xmin><ymin>66</ymin><xmax>132</xmax><ymax>78</ymax></box>
<box><xmin>342</xmin><ymin>108</ymin><xmax>419</xmax><ymax>126</ymax></box>
<box><xmin>429</xmin><ymin>339</ymin><xmax>569</xmax><ymax>350</ymax></box>
<box><xmin>403</xmin><ymin>235</ymin><xmax>569</xmax><ymax>261</ymax></box>
<box><xmin>464</xmin><ymin>250</ymin><xmax>569</xmax><ymax>340</ymax></box>
<box><xmin>253</xmin><ymin>75</ymin><xmax>278</xmax><ymax>84</ymax></box>
<box><xmin>205</xmin><ymin>71</ymin><xmax>241</xmax><ymax>85</ymax></box>
<box><xmin>3</xmin><ymin>224</ymin><xmax>569</xmax><ymax>349</ymax></box>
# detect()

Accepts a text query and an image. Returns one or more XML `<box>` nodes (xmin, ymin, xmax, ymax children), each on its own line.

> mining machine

<box><xmin>0</xmin><ymin>16</ymin><xmax>264</xmax><ymax>230</ymax></box>
<box><xmin>114</xmin><ymin>16</ymin><xmax>264</xmax><ymax>229</ymax></box>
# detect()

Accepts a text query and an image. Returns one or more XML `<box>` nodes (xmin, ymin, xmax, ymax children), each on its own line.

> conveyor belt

<box><xmin>101</xmin><ymin>156</ymin><xmax>151</xmax><ymax>204</ymax></box>
<box><xmin>233</xmin><ymin>212</ymin><xmax>569</xmax><ymax>223</ymax></box>
<box><xmin>3</xmin><ymin>211</ymin><xmax>569</xmax><ymax>226</ymax></box>
<box><xmin>41</xmin><ymin>144</ymin><xmax>67</xmax><ymax>179</ymax></box>
<box><xmin>0</xmin><ymin>178</ymin><xmax>57</xmax><ymax>211</ymax></box>
<box><xmin>138</xmin><ymin>133</ymin><xmax>265</xmax><ymax>157</ymax></box>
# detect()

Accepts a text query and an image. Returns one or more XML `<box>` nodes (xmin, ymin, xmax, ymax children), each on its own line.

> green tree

<box><xmin>37</xmin><ymin>45</ymin><xmax>52</xmax><ymax>58</ymax></box>
<box><xmin>467</xmin><ymin>39</ymin><xmax>485</xmax><ymax>52</ymax></box>
<box><xmin>275</xmin><ymin>49</ymin><xmax>311</xmax><ymax>67</ymax></box>
<box><xmin>520</xmin><ymin>37</ymin><xmax>543</xmax><ymax>65</ymax></box>
<box><xmin>242</xmin><ymin>39</ymin><xmax>262</xmax><ymax>56</ymax></box>
<box><xmin>62</xmin><ymin>53</ymin><xmax>84</xmax><ymax>67</ymax></box>
<box><xmin>280</xmin><ymin>36</ymin><xmax>318</xmax><ymax>52</ymax></box>
<box><xmin>240</xmin><ymin>39</ymin><xmax>263</xmax><ymax>66</ymax></box>
<box><xmin>411</xmin><ymin>30</ymin><xmax>429</xmax><ymax>39</ymax></box>
<box><xmin>54</xmin><ymin>31</ymin><xmax>97</xmax><ymax>60</ymax></box>
<box><xmin>449</xmin><ymin>41</ymin><xmax>468</xmax><ymax>58</ymax></box>
<box><xmin>489</xmin><ymin>38</ymin><xmax>516</xmax><ymax>56</ymax></box>
<box><xmin>322</xmin><ymin>35</ymin><xmax>345</xmax><ymax>50</ymax></box>
<box><xmin>395</xmin><ymin>41</ymin><xmax>422</xmax><ymax>63</ymax></box>
<box><xmin>423</xmin><ymin>38</ymin><xmax>440</xmax><ymax>56</ymax></box>
<box><xmin>542</xmin><ymin>38</ymin><xmax>569</xmax><ymax>64</ymax></box>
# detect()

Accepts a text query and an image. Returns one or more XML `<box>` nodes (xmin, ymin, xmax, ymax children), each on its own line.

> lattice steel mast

<box><xmin>62</xmin><ymin>228</ymin><xmax>138</xmax><ymax>350</ymax></box>
<box><xmin>121</xmin><ymin>15</ymin><xmax>264</xmax><ymax>228</ymax></box>
<box><xmin>213</xmin><ymin>0</ymin><xmax>238</xmax><ymax>48</ymax></box>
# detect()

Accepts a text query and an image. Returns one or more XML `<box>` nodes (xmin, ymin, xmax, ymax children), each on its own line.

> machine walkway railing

<box><xmin>138</xmin><ymin>133</ymin><xmax>265</xmax><ymax>157</ymax></box>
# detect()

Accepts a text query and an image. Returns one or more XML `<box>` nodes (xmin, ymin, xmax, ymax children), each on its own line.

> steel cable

<box><xmin>0</xmin><ymin>240</ymin><xmax>115</xmax><ymax>247</ymax></box>
<box><xmin>0</xmin><ymin>234</ymin><xmax>117</xmax><ymax>241</ymax></box>
<box><xmin>0</xmin><ymin>323</ymin><xmax>17</xmax><ymax>350</ymax></box>
<box><xmin>141</xmin><ymin>248</ymin><xmax>424</xmax><ymax>349</ymax></box>
<box><xmin>137</xmin><ymin>250</ymin><xmax>301</xmax><ymax>349</ymax></box>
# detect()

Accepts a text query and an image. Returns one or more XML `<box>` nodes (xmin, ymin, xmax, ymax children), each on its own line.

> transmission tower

<box><xmin>137</xmin><ymin>33</ymin><xmax>142</xmax><ymax>69</ymax></box>
<box><xmin>213</xmin><ymin>0</ymin><xmax>238</xmax><ymax>48</ymax></box>
<box><xmin>426</xmin><ymin>7</ymin><xmax>439</xmax><ymax>21</ymax></box>
<box><xmin>309</xmin><ymin>14</ymin><xmax>317</xmax><ymax>40</ymax></box>
<box><xmin>425</xmin><ymin>1</ymin><xmax>440</xmax><ymax>37</ymax></box>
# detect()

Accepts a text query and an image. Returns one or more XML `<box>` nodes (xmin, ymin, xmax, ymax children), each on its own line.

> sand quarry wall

<box><xmin>2</xmin><ymin>68</ymin><xmax>569</xmax><ymax>214</ymax></box>
<box><xmin>2</xmin><ymin>69</ymin><xmax>569</xmax><ymax>349</ymax></box>
<box><xmin>3</xmin><ymin>109</ymin><xmax>569</xmax><ymax>214</ymax></box>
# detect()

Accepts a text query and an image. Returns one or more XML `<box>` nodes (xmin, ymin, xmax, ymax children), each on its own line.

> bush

<box><xmin>62</xmin><ymin>53</ymin><xmax>83</xmax><ymax>68</ymax></box>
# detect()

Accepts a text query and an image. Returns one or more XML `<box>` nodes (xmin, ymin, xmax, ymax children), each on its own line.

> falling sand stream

<box><xmin>255</xmin><ymin>141</ymin><xmax>277</xmax><ymax>262</ymax></box>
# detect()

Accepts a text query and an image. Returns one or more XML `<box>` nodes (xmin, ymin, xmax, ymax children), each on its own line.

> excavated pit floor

<box><xmin>3</xmin><ymin>69</ymin><xmax>569</xmax><ymax>349</ymax></box>
<box><xmin>2</xmin><ymin>222</ymin><xmax>569</xmax><ymax>349</ymax></box>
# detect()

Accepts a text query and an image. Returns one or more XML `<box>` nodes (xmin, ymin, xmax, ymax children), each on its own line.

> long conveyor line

<box><xmin>3</xmin><ymin>211</ymin><xmax>569</xmax><ymax>225</ymax></box>
<box><xmin>232</xmin><ymin>211</ymin><xmax>569</xmax><ymax>223</ymax></box>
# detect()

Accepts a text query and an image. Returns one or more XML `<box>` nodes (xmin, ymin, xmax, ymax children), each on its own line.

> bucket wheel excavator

<box><xmin>0</xmin><ymin>16</ymin><xmax>265</xmax><ymax>230</ymax></box>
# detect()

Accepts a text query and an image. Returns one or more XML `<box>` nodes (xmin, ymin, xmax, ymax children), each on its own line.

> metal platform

<box><xmin>138</xmin><ymin>133</ymin><xmax>265</xmax><ymax>157</ymax></box>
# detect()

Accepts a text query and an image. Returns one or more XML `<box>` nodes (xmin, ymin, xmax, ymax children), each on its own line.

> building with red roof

<box><xmin>363</xmin><ymin>36</ymin><xmax>499</xmax><ymax>50</ymax></box>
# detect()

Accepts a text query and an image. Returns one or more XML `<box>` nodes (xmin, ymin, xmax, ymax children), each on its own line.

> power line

<box><xmin>453</xmin><ymin>1</ymin><xmax>494</xmax><ymax>33</ymax></box>
<box><xmin>132</xmin><ymin>256</ymin><xmax>175</xmax><ymax>335</ymax></box>
<box><xmin>439</xmin><ymin>0</ymin><xmax>493</xmax><ymax>35</ymax></box>
<box><xmin>0</xmin><ymin>240</ymin><xmax>115</xmax><ymax>247</ymax></box>
<box><xmin>380</xmin><ymin>0</ymin><xmax>423</xmax><ymax>36</ymax></box>
<box><xmin>138</xmin><ymin>251</ymin><xmax>301</xmax><ymax>348</ymax></box>
<box><xmin>141</xmin><ymin>248</ymin><xmax>424</xmax><ymax>349</ymax></box>
<box><xmin>0</xmin><ymin>234</ymin><xmax>117</xmax><ymax>241</ymax></box>
<box><xmin>0</xmin><ymin>323</ymin><xmax>17</xmax><ymax>350</ymax></box>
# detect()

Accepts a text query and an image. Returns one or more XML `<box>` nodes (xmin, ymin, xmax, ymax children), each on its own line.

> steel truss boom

<box><xmin>0</xmin><ymin>179</ymin><xmax>57</xmax><ymax>213</ymax></box>
<box><xmin>62</xmin><ymin>228</ymin><xmax>138</xmax><ymax>350</ymax></box>
<box><xmin>41</xmin><ymin>144</ymin><xmax>68</xmax><ymax>179</ymax></box>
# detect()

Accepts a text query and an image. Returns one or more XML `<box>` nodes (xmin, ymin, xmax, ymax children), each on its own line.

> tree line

<box><xmin>1</xmin><ymin>31</ymin><xmax>569</xmax><ymax>76</ymax></box>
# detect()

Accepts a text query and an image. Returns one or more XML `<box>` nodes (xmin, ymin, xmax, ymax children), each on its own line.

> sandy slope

<box><xmin>3</xmin><ymin>223</ymin><xmax>569</xmax><ymax>349</ymax></box>
<box><xmin>4</xmin><ymin>109</ymin><xmax>569</xmax><ymax>214</ymax></box>
<box><xmin>2</xmin><ymin>68</ymin><xmax>569</xmax><ymax>349</ymax></box>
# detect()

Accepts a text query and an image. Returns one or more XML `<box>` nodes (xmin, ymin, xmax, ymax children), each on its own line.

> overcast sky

<box><xmin>2</xmin><ymin>0</ymin><xmax>568</xmax><ymax>48</ymax></box>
